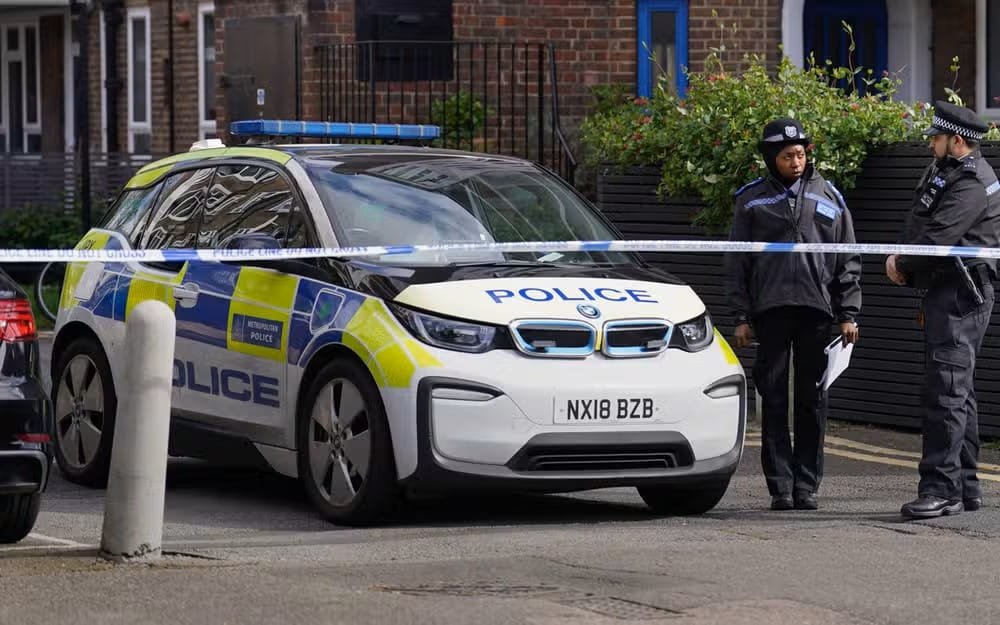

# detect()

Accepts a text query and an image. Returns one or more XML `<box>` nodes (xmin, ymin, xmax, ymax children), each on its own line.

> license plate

<box><xmin>554</xmin><ymin>397</ymin><xmax>660</xmax><ymax>424</ymax></box>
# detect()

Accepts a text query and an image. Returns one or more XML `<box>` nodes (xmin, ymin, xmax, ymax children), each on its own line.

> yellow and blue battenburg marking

<box><xmin>61</xmin><ymin>229</ymin><xmax>441</xmax><ymax>394</ymax></box>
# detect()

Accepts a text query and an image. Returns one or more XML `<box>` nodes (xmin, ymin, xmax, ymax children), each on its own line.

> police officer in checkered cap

<box><xmin>886</xmin><ymin>100</ymin><xmax>1000</xmax><ymax>519</ymax></box>
<box><xmin>726</xmin><ymin>118</ymin><xmax>861</xmax><ymax>511</ymax></box>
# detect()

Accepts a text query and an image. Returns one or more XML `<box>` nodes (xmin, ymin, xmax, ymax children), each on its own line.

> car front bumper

<box><xmin>388</xmin><ymin>342</ymin><xmax>746</xmax><ymax>492</ymax></box>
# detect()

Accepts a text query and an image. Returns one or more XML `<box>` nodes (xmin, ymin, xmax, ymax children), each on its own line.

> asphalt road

<box><xmin>4</xmin><ymin>338</ymin><xmax>1000</xmax><ymax>625</ymax></box>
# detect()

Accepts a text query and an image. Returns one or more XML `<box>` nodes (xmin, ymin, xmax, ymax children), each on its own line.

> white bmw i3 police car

<box><xmin>50</xmin><ymin>120</ymin><xmax>746</xmax><ymax>525</ymax></box>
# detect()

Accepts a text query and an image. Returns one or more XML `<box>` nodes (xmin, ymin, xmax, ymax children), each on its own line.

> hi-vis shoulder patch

<box><xmin>735</xmin><ymin>177</ymin><xmax>764</xmax><ymax>197</ymax></box>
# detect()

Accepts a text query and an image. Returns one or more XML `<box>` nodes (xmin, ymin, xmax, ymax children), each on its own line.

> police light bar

<box><xmin>228</xmin><ymin>120</ymin><xmax>440</xmax><ymax>140</ymax></box>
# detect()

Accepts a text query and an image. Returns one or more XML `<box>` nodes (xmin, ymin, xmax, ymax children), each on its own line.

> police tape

<box><xmin>0</xmin><ymin>240</ymin><xmax>998</xmax><ymax>263</ymax></box>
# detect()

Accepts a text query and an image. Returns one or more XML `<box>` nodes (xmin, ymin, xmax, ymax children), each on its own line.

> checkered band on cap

<box><xmin>932</xmin><ymin>114</ymin><xmax>985</xmax><ymax>141</ymax></box>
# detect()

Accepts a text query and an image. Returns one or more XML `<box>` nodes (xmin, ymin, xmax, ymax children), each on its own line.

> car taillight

<box><xmin>0</xmin><ymin>298</ymin><xmax>37</xmax><ymax>342</ymax></box>
<box><xmin>15</xmin><ymin>433</ymin><xmax>50</xmax><ymax>443</ymax></box>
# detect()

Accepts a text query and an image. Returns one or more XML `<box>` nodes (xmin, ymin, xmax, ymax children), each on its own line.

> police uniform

<box><xmin>727</xmin><ymin>119</ymin><xmax>862</xmax><ymax>510</ymax></box>
<box><xmin>894</xmin><ymin>101</ymin><xmax>1000</xmax><ymax>519</ymax></box>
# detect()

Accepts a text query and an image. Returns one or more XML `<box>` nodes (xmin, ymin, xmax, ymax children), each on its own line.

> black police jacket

<box><xmin>725</xmin><ymin>166</ymin><xmax>862</xmax><ymax>326</ymax></box>
<box><xmin>897</xmin><ymin>150</ymin><xmax>1000</xmax><ymax>287</ymax></box>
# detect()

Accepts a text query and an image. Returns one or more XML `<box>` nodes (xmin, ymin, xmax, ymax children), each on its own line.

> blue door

<box><xmin>804</xmin><ymin>0</ymin><xmax>887</xmax><ymax>94</ymax></box>
<box><xmin>637</xmin><ymin>0</ymin><xmax>688</xmax><ymax>98</ymax></box>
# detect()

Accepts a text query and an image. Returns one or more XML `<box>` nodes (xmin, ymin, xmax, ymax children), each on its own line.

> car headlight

<box><xmin>389</xmin><ymin>304</ymin><xmax>497</xmax><ymax>353</ymax></box>
<box><xmin>670</xmin><ymin>312</ymin><xmax>714</xmax><ymax>352</ymax></box>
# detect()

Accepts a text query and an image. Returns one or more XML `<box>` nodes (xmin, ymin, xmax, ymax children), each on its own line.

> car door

<box><xmin>176</xmin><ymin>162</ymin><xmax>315</xmax><ymax>446</ymax></box>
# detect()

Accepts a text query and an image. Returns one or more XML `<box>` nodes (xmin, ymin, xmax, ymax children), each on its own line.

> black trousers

<box><xmin>752</xmin><ymin>306</ymin><xmax>832</xmax><ymax>497</ymax></box>
<box><xmin>918</xmin><ymin>279</ymin><xmax>994</xmax><ymax>500</ymax></box>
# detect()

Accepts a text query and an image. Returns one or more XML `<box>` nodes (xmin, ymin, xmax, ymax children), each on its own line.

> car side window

<box><xmin>138</xmin><ymin>167</ymin><xmax>215</xmax><ymax>250</ymax></box>
<box><xmin>200</xmin><ymin>164</ymin><xmax>302</xmax><ymax>248</ymax></box>
<box><xmin>100</xmin><ymin>182</ymin><xmax>163</xmax><ymax>247</ymax></box>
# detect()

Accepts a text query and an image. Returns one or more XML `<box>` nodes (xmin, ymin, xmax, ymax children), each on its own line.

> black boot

<box><xmin>900</xmin><ymin>496</ymin><xmax>963</xmax><ymax>519</ymax></box>
<box><xmin>770</xmin><ymin>495</ymin><xmax>793</xmax><ymax>510</ymax></box>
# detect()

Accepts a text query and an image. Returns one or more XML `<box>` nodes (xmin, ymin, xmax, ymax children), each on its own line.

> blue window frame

<box><xmin>804</xmin><ymin>0</ymin><xmax>887</xmax><ymax>94</ymax></box>
<box><xmin>637</xmin><ymin>0</ymin><xmax>688</xmax><ymax>98</ymax></box>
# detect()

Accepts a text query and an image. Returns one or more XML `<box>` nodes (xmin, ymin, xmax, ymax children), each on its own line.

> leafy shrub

<box><xmin>0</xmin><ymin>205</ymin><xmax>83</xmax><ymax>250</ymax></box>
<box><xmin>431</xmin><ymin>90</ymin><xmax>494</xmax><ymax>147</ymax></box>
<box><xmin>578</xmin><ymin>22</ymin><xmax>946</xmax><ymax>232</ymax></box>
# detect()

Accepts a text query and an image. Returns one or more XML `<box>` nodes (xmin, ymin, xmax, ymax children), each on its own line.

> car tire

<box><xmin>0</xmin><ymin>493</ymin><xmax>41</xmax><ymax>544</ymax></box>
<box><xmin>637</xmin><ymin>476</ymin><xmax>732</xmax><ymax>516</ymax></box>
<box><xmin>51</xmin><ymin>337</ymin><xmax>118</xmax><ymax>488</ymax></box>
<box><xmin>296</xmin><ymin>357</ymin><xmax>400</xmax><ymax>526</ymax></box>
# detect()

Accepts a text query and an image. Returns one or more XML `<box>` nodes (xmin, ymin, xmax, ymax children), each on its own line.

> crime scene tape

<box><xmin>0</xmin><ymin>240</ymin><xmax>998</xmax><ymax>263</ymax></box>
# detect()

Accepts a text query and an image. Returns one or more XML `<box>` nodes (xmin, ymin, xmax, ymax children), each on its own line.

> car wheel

<box><xmin>297</xmin><ymin>357</ymin><xmax>399</xmax><ymax>526</ymax></box>
<box><xmin>0</xmin><ymin>493</ymin><xmax>41</xmax><ymax>543</ymax></box>
<box><xmin>51</xmin><ymin>337</ymin><xmax>117</xmax><ymax>487</ymax></box>
<box><xmin>637</xmin><ymin>476</ymin><xmax>732</xmax><ymax>516</ymax></box>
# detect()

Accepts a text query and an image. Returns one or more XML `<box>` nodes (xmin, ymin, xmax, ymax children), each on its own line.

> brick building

<box><xmin>0</xmin><ymin>0</ymin><xmax>995</xmax><ymax>164</ymax></box>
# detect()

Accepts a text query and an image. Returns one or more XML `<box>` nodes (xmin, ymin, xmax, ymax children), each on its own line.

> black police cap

<box><xmin>759</xmin><ymin>118</ymin><xmax>810</xmax><ymax>148</ymax></box>
<box><xmin>924</xmin><ymin>100</ymin><xmax>988</xmax><ymax>141</ymax></box>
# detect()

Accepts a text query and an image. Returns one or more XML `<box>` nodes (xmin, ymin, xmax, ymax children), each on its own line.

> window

<box><xmin>981</xmin><ymin>0</ymin><xmax>1000</xmax><ymax>114</ymax></box>
<box><xmin>101</xmin><ymin>184</ymin><xmax>163</xmax><ymax>246</ymax></box>
<box><xmin>139</xmin><ymin>168</ymin><xmax>215</xmax><ymax>251</ymax></box>
<box><xmin>354</xmin><ymin>0</ymin><xmax>453</xmax><ymax>81</ymax></box>
<box><xmin>637</xmin><ymin>0</ymin><xmax>688</xmax><ymax>99</ymax></box>
<box><xmin>804</xmin><ymin>0</ymin><xmax>887</xmax><ymax>95</ymax></box>
<box><xmin>306</xmin><ymin>156</ymin><xmax>629</xmax><ymax>265</ymax></box>
<box><xmin>1</xmin><ymin>23</ymin><xmax>42</xmax><ymax>153</ymax></box>
<box><xmin>198</xmin><ymin>3</ymin><xmax>216</xmax><ymax>139</ymax></box>
<box><xmin>200</xmin><ymin>165</ymin><xmax>300</xmax><ymax>247</ymax></box>
<box><xmin>127</xmin><ymin>7</ymin><xmax>152</xmax><ymax>154</ymax></box>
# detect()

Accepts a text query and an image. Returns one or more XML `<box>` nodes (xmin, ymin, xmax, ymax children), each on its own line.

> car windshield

<box><xmin>304</xmin><ymin>153</ymin><xmax>631</xmax><ymax>266</ymax></box>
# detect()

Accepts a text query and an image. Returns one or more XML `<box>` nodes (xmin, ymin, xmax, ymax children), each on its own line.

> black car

<box><xmin>0</xmin><ymin>268</ymin><xmax>52</xmax><ymax>543</ymax></box>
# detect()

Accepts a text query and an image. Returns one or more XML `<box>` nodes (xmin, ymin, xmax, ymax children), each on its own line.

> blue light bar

<box><xmin>228</xmin><ymin>120</ymin><xmax>440</xmax><ymax>140</ymax></box>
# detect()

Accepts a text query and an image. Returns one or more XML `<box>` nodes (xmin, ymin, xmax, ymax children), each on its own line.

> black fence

<box><xmin>597</xmin><ymin>143</ymin><xmax>1000</xmax><ymax>436</ymax></box>
<box><xmin>315</xmin><ymin>40</ymin><xmax>576</xmax><ymax>183</ymax></box>
<box><xmin>0</xmin><ymin>152</ymin><xmax>163</xmax><ymax>214</ymax></box>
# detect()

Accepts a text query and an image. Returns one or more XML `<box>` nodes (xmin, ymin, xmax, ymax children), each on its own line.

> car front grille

<box><xmin>602</xmin><ymin>320</ymin><xmax>672</xmax><ymax>358</ymax></box>
<box><xmin>509</xmin><ymin>442</ymin><xmax>695</xmax><ymax>473</ymax></box>
<box><xmin>509</xmin><ymin>320</ymin><xmax>596</xmax><ymax>358</ymax></box>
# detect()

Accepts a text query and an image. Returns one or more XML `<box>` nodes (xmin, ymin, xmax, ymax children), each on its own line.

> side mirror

<box><xmin>222</xmin><ymin>233</ymin><xmax>282</xmax><ymax>251</ymax></box>
<box><xmin>220</xmin><ymin>233</ymin><xmax>326</xmax><ymax>280</ymax></box>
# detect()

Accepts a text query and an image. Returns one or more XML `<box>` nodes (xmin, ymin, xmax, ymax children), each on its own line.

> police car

<box><xmin>50</xmin><ymin>120</ymin><xmax>746</xmax><ymax>525</ymax></box>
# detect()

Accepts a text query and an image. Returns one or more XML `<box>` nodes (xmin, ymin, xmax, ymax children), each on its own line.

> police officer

<box><xmin>727</xmin><ymin>118</ymin><xmax>862</xmax><ymax>511</ymax></box>
<box><xmin>885</xmin><ymin>100</ymin><xmax>1000</xmax><ymax>519</ymax></box>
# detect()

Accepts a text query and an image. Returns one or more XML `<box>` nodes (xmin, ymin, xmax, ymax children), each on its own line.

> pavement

<box><xmin>4</xmin><ymin>338</ymin><xmax>1000</xmax><ymax>625</ymax></box>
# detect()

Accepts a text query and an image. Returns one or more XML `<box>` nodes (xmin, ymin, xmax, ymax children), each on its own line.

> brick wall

<box><xmin>445</xmin><ymin>0</ymin><xmax>782</xmax><ymax>143</ymax></box>
<box><xmin>931</xmin><ymin>0</ymin><xmax>976</xmax><ymax>107</ymax></box>
<box><xmin>87</xmin><ymin>0</ymin><xmax>785</xmax><ymax>156</ymax></box>
<box><xmin>87</xmin><ymin>0</ymin><xmax>215</xmax><ymax>155</ymax></box>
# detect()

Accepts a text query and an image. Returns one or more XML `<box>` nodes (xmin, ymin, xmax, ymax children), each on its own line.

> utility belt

<box><xmin>916</xmin><ymin>262</ymin><xmax>994</xmax><ymax>328</ymax></box>
<box><xmin>916</xmin><ymin>259</ymin><xmax>994</xmax><ymax>290</ymax></box>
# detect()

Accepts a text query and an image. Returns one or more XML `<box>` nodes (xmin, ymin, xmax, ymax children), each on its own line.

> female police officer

<box><xmin>726</xmin><ymin>118</ymin><xmax>861</xmax><ymax>511</ymax></box>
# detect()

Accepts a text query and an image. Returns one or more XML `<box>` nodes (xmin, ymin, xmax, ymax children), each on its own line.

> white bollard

<box><xmin>99</xmin><ymin>299</ymin><xmax>176</xmax><ymax>563</ymax></box>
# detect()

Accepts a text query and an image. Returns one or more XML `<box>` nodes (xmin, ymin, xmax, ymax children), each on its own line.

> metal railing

<box><xmin>315</xmin><ymin>40</ymin><xmax>576</xmax><ymax>183</ymax></box>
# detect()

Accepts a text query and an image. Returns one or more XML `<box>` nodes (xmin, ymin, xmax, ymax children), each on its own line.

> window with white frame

<box><xmin>1</xmin><ymin>22</ymin><xmax>43</xmax><ymax>153</ymax></box>
<box><xmin>978</xmin><ymin>0</ymin><xmax>1000</xmax><ymax>115</ymax></box>
<box><xmin>198</xmin><ymin>3</ymin><xmax>216</xmax><ymax>139</ymax></box>
<box><xmin>127</xmin><ymin>7</ymin><xmax>152</xmax><ymax>153</ymax></box>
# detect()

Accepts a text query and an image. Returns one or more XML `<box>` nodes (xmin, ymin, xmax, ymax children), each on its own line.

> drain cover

<box><xmin>559</xmin><ymin>596</ymin><xmax>682</xmax><ymax>620</ymax></box>
<box><xmin>373</xmin><ymin>582</ymin><xmax>563</xmax><ymax>598</ymax></box>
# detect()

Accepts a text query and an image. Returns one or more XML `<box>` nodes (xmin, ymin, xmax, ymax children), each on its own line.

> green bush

<box><xmin>0</xmin><ymin>205</ymin><xmax>83</xmax><ymax>250</ymax></box>
<box><xmin>577</xmin><ymin>22</ymin><xmax>965</xmax><ymax>232</ymax></box>
<box><xmin>431</xmin><ymin>90</ymin><xmax>493</xmax><ymax>147</ymax></box>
